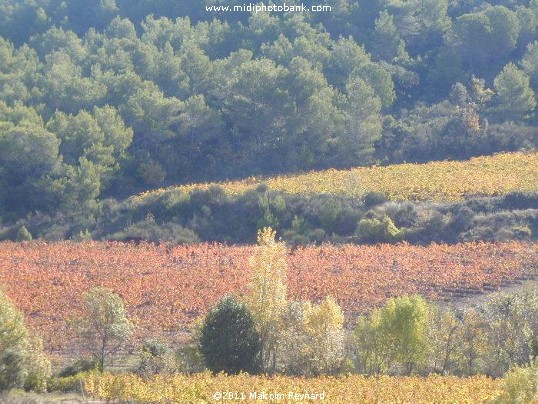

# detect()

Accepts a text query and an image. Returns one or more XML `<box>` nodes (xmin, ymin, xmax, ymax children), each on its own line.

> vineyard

<box><xmin>134</xmin><ymin>152</ymin><xmax>538</xmax><ymax>203</ymax></box>
<box><xmin>82</xmin><ymin>372</ymin><xmax>502</xmax><ymax>403</ymax></box>
<box><xmin>0</xmin><ymin>241</ymin><xmax>535</xmax><ymax>354</ymax></box>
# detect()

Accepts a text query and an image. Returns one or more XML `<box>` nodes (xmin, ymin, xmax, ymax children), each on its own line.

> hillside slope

<box><xmin>134</xmin><ymin>152</ymin><xmax>538</xmax><ymax>203</ymax></box>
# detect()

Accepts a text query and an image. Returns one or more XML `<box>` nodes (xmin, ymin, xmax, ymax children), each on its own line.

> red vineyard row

<box><xmin>0</xmin><ymin>241</ymin><xmax>535</xmax><ymax>352</ymax></box>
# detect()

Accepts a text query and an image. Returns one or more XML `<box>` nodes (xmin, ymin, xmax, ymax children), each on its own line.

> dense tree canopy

<box><xmin>0</xmin><ymin>0</ymin><xmax>535</xmax><ymax>237</ymax></box>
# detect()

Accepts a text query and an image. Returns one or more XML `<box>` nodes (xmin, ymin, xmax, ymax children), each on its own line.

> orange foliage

<box><xmin>0</xmin><ymin>241</ymin><xmax>535</xmax><ymax>354</ymax></box>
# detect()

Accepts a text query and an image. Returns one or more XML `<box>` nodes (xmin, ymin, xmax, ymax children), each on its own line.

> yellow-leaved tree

<box><xmin>280</xmin><ymin>296</ymin><xmax>347</xmax><ymax>376</ymax></box>
<box><xmin>244</xmin><ymin>227</ymin><xmax>287</xmax><ymax>373</ymax></box>
<box><xmin>302</xmin><ymin>296</ymin><xmax>346</xmax><ymax>375</ymax></box>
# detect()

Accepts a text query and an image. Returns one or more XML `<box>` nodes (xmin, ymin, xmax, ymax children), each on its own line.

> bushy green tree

<box><xmin>47</xmin><ymin>85</ymin><xmax>133</xmax><ymax>181</ymax></box>
<box><xmin>448</xmin><ymin>6</ymin><xmax>520</xmax><ymax>74</ymax></box>
<box><xmin>41</xmin><ymin>52</ymin><xmax>106</xmax><ymax>114</ymax></box>
<box><xmin>0</xmin><ymin>38</ymin><xmax>41</xmax><ymax>105</ymax></box>
<box><xmin>370</xmin><ymin>11</ymin><xmax>410</xmax><ymax>63</ymax></box>
<box><xmin>220</xmin><ymin>57</ymin><xmax>293</xmax><ymax>171</ymax></box>
<box><xmin>355</xmin><ymin>295</ymin><xmax>431</xmax><ymax>375</ymax></box>
<box><xmin>200</xmin><ymin>295</ymin><xmax>261</xmax><ymax>375</ymax></box>
<box><xmin>379</xmin><ymin>295</ymin><xmax>431</xmax><ymax>374</ymax></box>
<box><xmin>326</xmin><ymin>36</ymin><xmax>370</xmax><ymax>88</ymax></box>
<box><xmin>30</xmin><ymin>26</ymin><xmax>88</xmax><ymax>63</ymax></box>
<box><xmin>350</xmin><ymin>62</ymin><xmax>396</xmax><ymax>109</ymax></box>
<box><xmin>0</xmin><ymin>102</ymin><xmax>62</xmax><ymax>217</ymax></box>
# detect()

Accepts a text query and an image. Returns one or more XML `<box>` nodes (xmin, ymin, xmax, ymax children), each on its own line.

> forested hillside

<box><xmin>0</xmin><ymin>0</ymin><xmax>537</xmax><ymax>242</ymax></box>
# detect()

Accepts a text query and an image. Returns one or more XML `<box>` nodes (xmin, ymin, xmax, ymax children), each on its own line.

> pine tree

<box><xmin>493</xmin><ymin>63</ymin><xmax>537</xmax><ymax>121</ymax></box>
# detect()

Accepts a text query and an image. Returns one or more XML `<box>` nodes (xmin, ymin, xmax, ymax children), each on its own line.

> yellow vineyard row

<box><xmin>134</xmin><ymin>152</ymin><xmax>538</xmax><ymax>203</ymax></box>
<box><xmin>83</xmin><ymin>372</ymin><xmax>501</xmax><ymax>404</ymax></box>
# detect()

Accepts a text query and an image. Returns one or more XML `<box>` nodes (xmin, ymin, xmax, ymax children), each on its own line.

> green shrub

<box><xmin>0</xmin><ymin>350</ymin><xmax>26</xmax><ymax>392</ymax></box>
<box><xmin>49</xmin><ymin>371</ymin><xmax>94</xmax><ymax>393</ymax></box>
<box><xmin>309</xmin><ymin>228</ymin><xmax>326</xmax><ymax>243</ymax></box>
<box><xmin>495</xmin><ymin>360</ymin><xmax>538</xmax><ymax>403</ymax></box>
<box><xmin>58</xmin><ymin>358</ymin><xmax>99</xmax><ymax>378</ymax></box>
<box><xmin>15</xmin><ymin>226</ymin><xmax>32</xmax><ymax>241</ymax></box>
<box><xmin>356</xmin><ymin>214</ymin><xmax>401</xmax><ymax>243</ymax></box>
<box><xmin>363</xmin><ymin>192</ymin><xmax>388</xmax><ymax>208</ymax></box>
<box><xmin>319</xmin><ymin>199</ymin><xmax>343</xmax><ymax>232</ymax></box>
<box><xmin>176</xmin><ymin>344</ymin><xmax>206</xmax><ymax>374</ymax></box>
<box><xmin>136</xmin><ymin>339</ymin><xmax>176</xmax><ymax>376</ymax></box>
<box><xmin>0</xmin><ymin>289</ymin><xmax>51</xmax><ymax>393</ymax></box>
<box><xmin>200</xmin><ymin>295</ymin><xmax>261</xmax><ymax>375</ymax></box>
<box><xmin>257</xmin><ymin>192</ymin><xmax>282</xmax><ymax>230</ymax></box>
<box><xmin>137</xmin><ymin>160</ymin><xmax>166</xmax><ymax>186</ymax></box>
<box><xmin>112</xmin><ymin>219</ymin><xmax>200</xmax><ymax>243</ymax></box>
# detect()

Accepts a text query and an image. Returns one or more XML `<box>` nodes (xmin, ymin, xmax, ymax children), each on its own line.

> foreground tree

<box><xmin>244</xmin><ymin>227</ymin><xmax>288</xmax><ymax>373</ymax></box>
<box><xmin>478</xmin><ymin>288</ymin><xmax>538</xmax><ymax>376</ymax></box>
<box><xmin>355</xmin><ymin>295</ymin><xmax>430</xmax><ymax>375</ymax></box>
<box><xmin>280</xmin><ymin>297</ymin><xmax>346</xmax><ymax>375</ymax></box>
<box><xmin>77</xmin><ymin>287</ymin><xmax>133</xmax><ymax>371</ymax></box>
<box><xmin>428</xmin><ymin>307</ymin><xmax>460</xmax><ymax>374</ymax></box>
<box><xmin>200</xmin><ymin>295</ymin><xmax>261</xmax><ymax>375</ymax></box>
<box><xmin>0</xmin><ymin>289</ymin><xmax>51</xmax><ymax>392</ymax></box>
<box><xmin>303</xmin><ymin>296</ymin><xmax>346</xmax><ymax>375</ymax></box>
<box><xmin>496</xmin><ymin>360</ymin><xmax>538</xmax><ymax>403</ymax></box>
<box><xmin>455</xmin><ymin>309</ymin><xmax>488</xmax><ymax>376</ymax></box>
<box><xmin>0</xmin><ymin>289</ymin><xmax>28</xmax><ymax>392</ymax></box>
